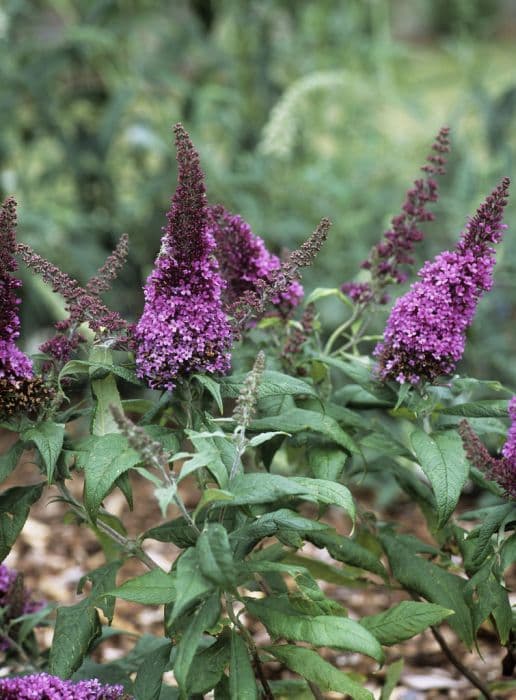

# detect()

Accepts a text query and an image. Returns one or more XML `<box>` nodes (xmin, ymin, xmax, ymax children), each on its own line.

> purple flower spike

<box><xmin>0</xmin><ymin>673</ymin><xmax>129</xmax><ymax>699</ymax></box>
<box><xmin>502</xmin><ymin>396</ymin><xmax>516</xmax><ymax>465</ymax></box>
<box><xmin>134</xmin><ymin>125</ymin><xmax>232</xmax><ymax>390</ymax></box>
<box><xmin>207</xmin><ymin>204</ymin><xmax>303</xmax><ymax>315</ymax></box>
<box><xmin>342</xmin><ymin>127</ymin><xmax>450</xmax><ymax>305</ymax></box>
<box><xmin>375</xmin><ymin>177</ymin><xmax>510</xmax><ymax>385</ymax></box>
<box><xmin>460</xmin><ymin>398</ymin><xmax>516</xmax><ymax>499</ymax></box>
<box><xmin>0</xmin><ymin>198</ymin><xmax>33</xmax><ymax>386</ymax></box>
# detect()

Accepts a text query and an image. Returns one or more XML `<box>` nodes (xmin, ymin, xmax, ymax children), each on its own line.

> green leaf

<box><xmin>307</xmin><ymin>530</ymin><xmax>388</xmax><ymax>579</ymax></box>
<box><xmin>197</xmin><ymin>524</ymin><xmax>235</xmax><ymax>586</ymax></box>
<box><xmin>231</xmin><ymin>509</ymin><xmax>329</xmax><ymax>560</ymax></box>
<box><xmin>440</xmin><ymin>400</ymin><xmax>509</xmax><ymax>417</ymax></box>
<box><xmin>171</xmin><ymin>548</ymin><xmax>214</xmax><ymax>622</ymax></box>
<box><xmin>380</xmin><ymin>659</ymin><xmax>404</xmax><ymax>700</ymax></box>
<box><xmin>192</xmin><ymin>374</ymin><xmax>224</xmax><ymax>414</ymax></box>
<box><xmin>229</xmin><ymin>631</ymin><xmax>258</xmax><ymax>700</ymax></box>
<box><xmin>220</xmin><ymin>371</ymin><xmax>317</xmax><ymax>401</ymax></box>
<box><xmin>108</xmin><ymin>569</ymin><xmax>176</xmax><ymax>605</ymax></box>
<box><xmin>251</xmin><ymin>408</ymin><xmax>358</xmax><ymax>453</ymax></box>
<box><xmin>290</xmin><ymin>477</ymin><xmax>355</xmax><ymax>520</ymax></box>
<box><xmin>60</xmin><ymin>359</ymin><xmax>141</xmax><ymax>385</ymax></box>
<box><xmin>468</xmin><ymin>503</ymin><xmax>514</xmax><ymax>567</ymax></box>
<box><xmin>380</xmin><ymin>531</ymin><xmax>474</xmax><ymax>648</ymax></box>
<box><xmin>187</xmin><ymin>633</ymin><xmax>231</xmax><ymax>695</ymax></box>
<box><xmin>0</xmin><ymin>440</ymin><xmax>23</xmax><ymax>483</ymax></box>
<box><xmin>0</xmin><ymin>483</ymin><xmax>44</xmax><ymax>561</ymax></box>
<box><xmin>227</xmin><ymin>473</ymin><xmax>308</xmax><ymax>505</ymax></box>
<box><xmin>21</xmin><ymin>422</ymin><xmax>65</xmax><ymax>483</ymax></box>
<box><xmin>134</xmin><ymin>640</ymin><xmax>172</xmax><ymax>700</ymax></box>
<box><xmin>317</xmin><ymin>354</ymin><xmax>394</xmax><ymax>403</ymax></box>
<box><xmin>248</xmin><ymin>431</ymin><xmax>290</xmax><ymax>447</ymax></box>
<box><xmin>78</xmin><ymin>560</ymin><xmax>121</xmax><ymax>624</ymax></box>
<box><xmin>91</xmin><ymin>373</ymin><xmax>123</xmax><ymax>436</ymax></box>
<box><xmin>84</xmin><ymin>433</ymin><xmax>141</xmax><ymax>521</ymax></box>
<box><xmin>267</xmin><ymin>644</ymin><xmax>372</xmax><ymax>700</ymax></box>
<box><xmin>49</xmin><ymin>601</ymin><xmax>101</xmax><ymax>677</ymax></box>
<box><xmin>360</xmin><ymin>601</ymin><xmax>453</xmax><ymax>645</ymax></box>
<box><xmin>410</xmin><ymin>429</ymin><xmax>469</xmax><ymax>529</ymax></box>
<box><xmin>144</xmin><ymin>516</ymin><xmax>198</xmax><ymax>548</ymax></box>
<box><xmin>307</xmin><ymin>447</ymin><xmax>347</xmax><ymax>481</ymax></box>
<box><xmin>282</xmin><ymin>553</ymin><xmax>363</xmax><ymax>587</ymax></box>
<box><xmin>174</xmin><ymin>594</ymin><xmax>221</xmax><ymax>698</ymax></box>
<box><xmin>245</xmin><ymin>597</ymin><xmax>384</xmax><ymax>663</ymax></box>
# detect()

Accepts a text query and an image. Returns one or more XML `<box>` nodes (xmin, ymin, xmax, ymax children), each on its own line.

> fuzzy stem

<box><xmin>57</xmin><ymin>483</ymin><xmax>165</xmax><ymax>571</ymax></box>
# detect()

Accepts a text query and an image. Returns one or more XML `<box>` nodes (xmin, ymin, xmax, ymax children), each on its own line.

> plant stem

<box><xmin>324</xmin><ymin>306</ymin><xmax>362</xmax><ymax>355</ymax></box>
<box><xmin>430</xmin><ymin>625</ymin><xmax>495</xmax><ymax>700</ymax></box>
<box><xmin>57</xmin><ymin>483</ymin><xmax>165</xmax><ymax>571</ymax></box>
<box><xmin>225</xmin><ymin>594</ymin><xmax>274</xmax><ymax>700</ymax></box>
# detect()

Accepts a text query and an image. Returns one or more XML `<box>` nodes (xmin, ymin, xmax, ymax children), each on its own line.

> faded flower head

<box><xmin>342</xmin><ymin>127</ymin><xmax>450</xmax><ymax>305</ymax></box>
<box><xmin>459</xmin><ymin>398</ymin><xmax>516</xmax><ymax>500</ymax></box>
<box><xmin>207</xmin><ymin>204</ymin><xmax>303</xmax><ymax>315</ymax></box>
<box><xmin>375</xmin><ymin>177</ymin><xmax>510</xmax><ymax>385</ymax></box>
<box><xmin>0</xmin><ymin>673</ymin><xmax>129</xmax><ymax>699</ymax></box>
<box><xmin>232</xmin><ymin>351</ymin><xmax>266</xmax><ymax>429</ymax></box>
<box><xmin>134</xmin><ymin>125</ymin><xmax>232</xmax><ymax>390</ymax></box>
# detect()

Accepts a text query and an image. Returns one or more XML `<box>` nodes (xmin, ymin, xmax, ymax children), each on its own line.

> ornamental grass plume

<box><xmin>375</xmin><ymin>177</ymin><xmax>510</xmax><ymax>385</ymax></box>
<box><xmin>207</xmin><ymin>204</ymin><xmax>303</xmax><ymax>315</ymax></box>
<box><xmin>0</xmin><ymin>673</ymin><xmax>129</xmax><ymax>699</ymax></box>
<box><xmin>459</xmin><ymin>396</ymin><xmax>516</xmax><ymax>499</ymax></box>
<box><xmin>342</xmin><ymin>126</ymin><xmax>450</xmax><ymax>305</ymax></box>
<box><xmin>133</xmin><ymin>124</ymin><xmax>231</xmax><ymax>390</ymax></box>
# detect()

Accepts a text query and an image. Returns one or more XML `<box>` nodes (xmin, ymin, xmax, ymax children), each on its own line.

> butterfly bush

<box><xmin>0</xmin><ymin>673</ymin><xmax>128</xmax><ymax>699</ymax></box>
<box><xmin>134</xmin><ymin>125</ymin><xmax>232</xmax><ymax>391</ymax></box>
<box><xmin>375</xmin><ymin>177</ymin><xmax>510</xmax><ymax>384</ymax></box>
<box><xmin>208</xmin><ymin>204</ymin><xmax>303</xmax><ymax>314</ymax></box>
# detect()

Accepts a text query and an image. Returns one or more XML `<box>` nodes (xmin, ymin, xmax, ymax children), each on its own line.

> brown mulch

<box><xmin>0</xmin><ymin>428</ymin><xmax>514</xmax><ymax>698</ymax></box>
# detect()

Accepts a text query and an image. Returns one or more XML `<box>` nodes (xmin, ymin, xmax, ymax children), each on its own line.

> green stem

<box><xmin>225</xmin><ymin>594</ymin><xmax>274</xmax><ymax>700</ymax></box>
<box><xmin>324</xmin><ymin>306</ymin><xmax>362</xmax><ymax>355</ymax></box>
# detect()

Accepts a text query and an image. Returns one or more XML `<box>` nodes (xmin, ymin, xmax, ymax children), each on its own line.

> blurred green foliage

<box><xmin>1</xmin><ymin>0</ymin><xmax>515</xmax><ymax>384</ymax></box>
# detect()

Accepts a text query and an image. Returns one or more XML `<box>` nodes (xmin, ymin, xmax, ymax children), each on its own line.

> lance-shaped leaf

<box><xmin>107</xmin><ymin>569</ymin><xmax>176</xmax><ymax>605</ymax></box>
<box><xmin>245</xmin><ymin>596</ymin><xmax>383</xmax><ymax>663</ymax></box>
<box><xmin>0</xmin><ymin>483</ymin><xmax>44</xmax><ymax>561</ymax></box>
<box><xmin>360</xmin><ymin>601</ymin><xmax>453</xmax><ymax>645</ymax></box>
<box><xmin>21</xmin><ymin>422</ymin><xmax>65</xmax><ymax>483</ymax></box>
<box><xmin>84</xmin><ymin>433</ymin><xmax>141</xmax><ymax>521</ymax></box>
<box><xmin>410</xmin><ymin>429</ymin><xmax>469</xmax><ymax>529</ymax></box>
<box><xmin>380</xmin><ymin>531</ymin><xmax>474</xmax><ymax>648</ymax></box>
<box><xmin>267</xmin><ymin>645</ymin><xmax>373</xmax><ymax>700</ymax></box>
<box><xmin>49</xmin><ymin>600</ymin><xmax>101</xmax><ymax>677</ymax></box>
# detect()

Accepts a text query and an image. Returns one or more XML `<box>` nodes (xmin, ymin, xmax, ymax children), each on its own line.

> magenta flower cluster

<box><xmin>0</xmin><ymin>673</ymin><xmax>128</xmax><ymax>699</ymax></box>
<box><xmin>375</xmin><ymin>177</ymin><xmax>510</xmax><ymax>384</ymax></box>
<box><xmin>0</xmin><ymin>198</ymin><xmax>33</xmax><ymax>386</ymax></box>
<box><xmin>207</xmin><ymin>204</ymin><xmax>303</xmax><ymax>314</ymax></box>
<box><xmin>133</xmin><ymin>125</ymin><xmax>232</xmax><ymax>390</ymax></box>
<box><xmin>342</xmin><ymin>127</ymin><xmax>450</xmax><ymax>305</ymax></box>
